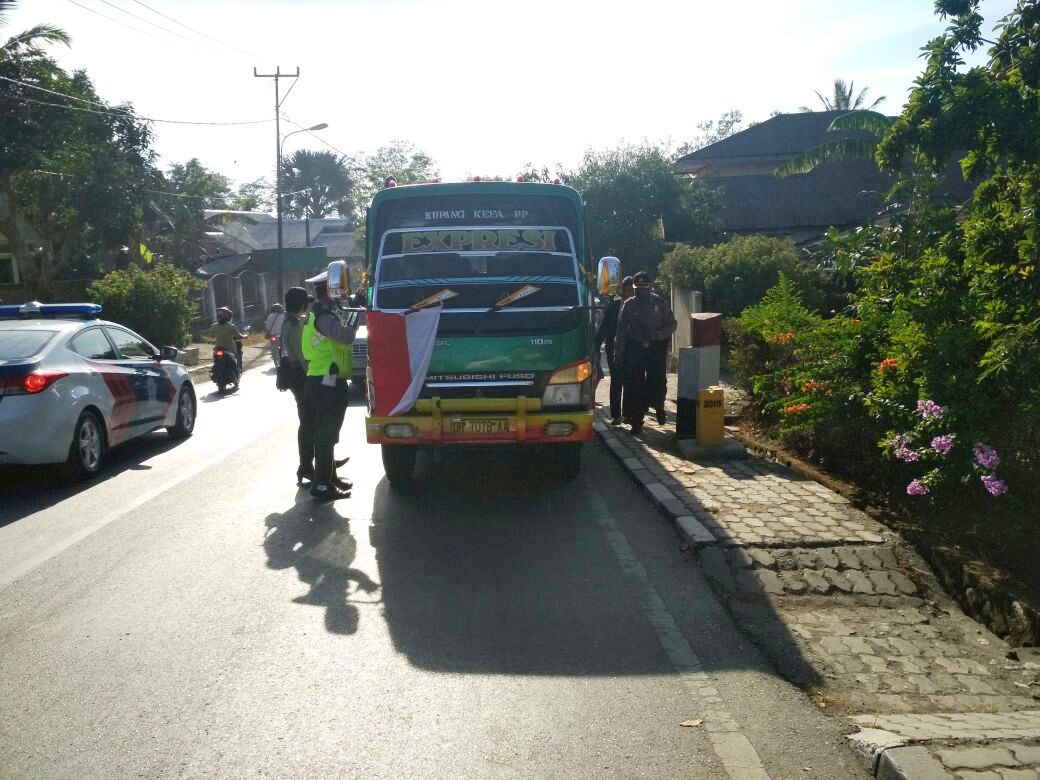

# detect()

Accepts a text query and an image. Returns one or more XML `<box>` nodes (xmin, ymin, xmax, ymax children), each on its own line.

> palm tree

<box><xmin>776</xmin><ymin>110</ymin><xmax>894</xmax><ymax>176</ymax></box>
<box><xmin>0</xmin><ymin>0</ymin><xmax>70</xmax><ymax>58</ymax></box>
<box><xmin>800</xmin><ymin>79</ymin><xmax>885</xmax><ymax>113</ymax></box>
<box><xmin>280</xmin><ymin>150</ymin><xmax>354</xmax><ymax>219</ymax></box>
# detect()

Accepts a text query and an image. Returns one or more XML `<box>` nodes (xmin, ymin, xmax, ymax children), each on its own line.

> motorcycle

<box><xmin>211</xmin><ymin>341</ymin><xmax>242</xmax><ymax>394</ymax></box>
<box><xmin>268</xmin><ymin>333</ymin><xmax>281</xmax><ymax>368</ymax></box>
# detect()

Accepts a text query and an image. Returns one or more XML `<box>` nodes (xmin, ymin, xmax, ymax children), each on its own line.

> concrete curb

<box><xmin>593</xmin><ymin>412</ymin><xmax>969</xmax><ymax>780</ymax></box>
<box><xmin>594</xmin><ymin>414</ymin><xmax>719</xmax><ymax>550</ymax></box>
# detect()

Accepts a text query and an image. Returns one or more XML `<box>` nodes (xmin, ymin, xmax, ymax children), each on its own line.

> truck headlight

<box><xmin>542</xmin><ymin>384</ymin><xmax>582</xmax><ymax>406</ymax></box>
<box><xmin>542</xmin><ymin>358</ymin><xmax>593</xmax><ymax>408</ymax></box>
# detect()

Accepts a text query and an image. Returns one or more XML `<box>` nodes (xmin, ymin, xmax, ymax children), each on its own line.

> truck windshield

<box><xmin>374</xmin><ymin>251</ymin><xmax>579</xmax><ymax>311</ymax></box>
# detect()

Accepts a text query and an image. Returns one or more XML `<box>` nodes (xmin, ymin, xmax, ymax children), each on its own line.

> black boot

<box><xmin>310</xmin><ymin>482</ymin><xmax>350</xmax><ymax>501</ymax></box>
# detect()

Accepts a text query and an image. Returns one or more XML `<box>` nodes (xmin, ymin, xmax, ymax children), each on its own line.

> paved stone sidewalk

<box><xmin>594</xmin><ymin>380</ymin><xmax>1040</xmax><ymax>779</ymax></box>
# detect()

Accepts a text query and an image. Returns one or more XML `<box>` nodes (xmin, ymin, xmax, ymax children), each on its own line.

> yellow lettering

<box><xmin>543</xmin><ymin>229</ymin><xmax>557</xmax><ymax>251</ymax></box>
<box><xmin>521</xmin><ymin>229</ymin><xmax>544</xmax><ymax>250</ymax></box>
<box><xmin>499</xmin><ymin>230</ymin><xmax>520</xmax><ymax>250</ymax></box>
<box><xmin>401</xmin><ymin>233</ymin><xmax>425</xmax><ymax>253</ymax></box>
<box><xmin>448</xmin><ymin>231</ymin><xmax>471</xmax><ymax>251</ymax></box>
<box><xmin>426</xmin><ymin>231</ymin><xmax>451</xmax><ymax>251</ymax></box>
<box><xmin>473</xmin><ymin>230</ymin><xmax>498</xmax><ymax>251</ymax></box>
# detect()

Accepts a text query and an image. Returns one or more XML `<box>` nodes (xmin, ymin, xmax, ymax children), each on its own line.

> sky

<box><xmin>7</xmin><ymin>0</ymin><xmax>1018</xmax><ymax>188</ymax></box>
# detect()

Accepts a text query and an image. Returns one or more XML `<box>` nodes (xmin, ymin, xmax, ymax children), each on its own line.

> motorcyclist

<box><xmin>263</xmin><ymin>303</ymin><xmax>285</xmax><ymax>367</ymax></box>
<box><xmin>208</xmin><ymin>306</ymin><xmax>247</xmax><ymax>372</ymax></box>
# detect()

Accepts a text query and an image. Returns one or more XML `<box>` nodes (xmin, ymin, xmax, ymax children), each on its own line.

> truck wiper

<box><xmin>411</xmin><ymin>289</ymin><xmax>459</xmax><ymax>311</ymax></box>
<box><xmin>484</xmin><ymin>284</ymin><xmax>542</xmax><ymax>315</ymax></box>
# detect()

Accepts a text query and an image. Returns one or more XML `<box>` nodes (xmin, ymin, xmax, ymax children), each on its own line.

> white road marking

<box><xmin>582</xmin><ymin>475</ymin><xmax>771</xmax><ymax>780</ymax></box>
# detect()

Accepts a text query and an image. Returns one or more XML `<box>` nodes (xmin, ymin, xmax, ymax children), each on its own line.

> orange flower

<box><xmin>770</xmin><ymin>331</ymin><xmax>796</xmax><ymax>345</ymax></box>
<box><xmin>783</xmin><ymin>403</ymin><xmax>811</xmax><ymax>415</ymax></box>
<box><xmin>878</xmin><ymin>358</ymin><xmax>898</xmax><ymax>373</ymax></box>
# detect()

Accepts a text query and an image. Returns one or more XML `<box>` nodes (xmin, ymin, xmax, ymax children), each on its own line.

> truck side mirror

<box><xmin>327</xmin><ymin>260</ymin><xmax>351</xmax><ymax>301</ymax></box>
<box><xmin>597</xmin><ymin>256</ymin><xmax>622</xmax><ymax>296</ymax></box>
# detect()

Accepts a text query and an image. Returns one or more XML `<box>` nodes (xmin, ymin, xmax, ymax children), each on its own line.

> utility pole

<box><xmin>253</xmin><ymin>66</ymin><xmax>299</xmax><ymax>303</ymax></box>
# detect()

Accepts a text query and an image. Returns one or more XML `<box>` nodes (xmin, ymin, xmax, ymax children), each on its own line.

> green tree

<box><xmin>800</xmin><ymin>78</ymin><xmax>885</xmax><ymax>112</ymax></box>
<box><xmin>564</xmin><ymin>142</ymin><xmax>720</xmax><ymax>274</ymax></box>
<box><xmin>279</xmin><ymin>149</ymin><xmax>353</xmax><ymax>219</ymax></box>
<box><xmin>775</xmin><ymin>110</ymin><xmax>894</xmax><ymax>176</ymax></box>
<box><xmin>675</xmin><ymin>110</ymin><xmax>744</xmax><ymax>157</ymax></box>
<box><xmin>0</xmin><ymin>0</ymin><xmax>69</xmax><ymax>59</ymax></box>
<box><xmin>150</xmin><ymin>159</ymin><xmax>232</xmax><ymax>269</ymax></box>
<box><xmin>659</xmin><ymin>234</ymin><xmax>845</xmax><ymax>315</ymax></box>
<box><xmin>229</xmin><ymin>178</ymin><xmax>272</xmax><ymax>212</ymax></box>
<box><xmin>88</xmin><ymin>263</ymin><xmax>204</xmax><ymax>347</ymax></box>
<box><xmin>355</xmin><ymin>141</ymin><xmax>438</xmax><ymax>211</ymax></box>
<box><xmin>0</xmin><ymin>53</ymin><xmax>153</xmax><ymax>297</ymax></box>
<box><xmin>865</xmin><ymin>0</ymin><xmax>1040</xmax><ymax>479</ymax></box>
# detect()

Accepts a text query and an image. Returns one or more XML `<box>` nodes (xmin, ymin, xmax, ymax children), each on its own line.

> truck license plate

<box><xmin>447</xmin><ymin>418</ymin><xmax>510</xmax><ymax>434</ymax></box>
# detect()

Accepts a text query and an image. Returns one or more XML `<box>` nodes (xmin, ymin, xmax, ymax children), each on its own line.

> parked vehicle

<box><xmin>0</xmin><ymin>301</ymin><xmax>196</xmax><ymax>479</ymax></box>
<box><xmin>363</xmin><ymin>181</ymin><xmax>596</xmax><ymax>485</ymax></box>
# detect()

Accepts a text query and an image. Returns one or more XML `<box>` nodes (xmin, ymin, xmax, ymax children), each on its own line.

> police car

<box><xmin>0</xmin><ymin>301</ymin><xmax>197</xmax><ymax>479</ymax></box>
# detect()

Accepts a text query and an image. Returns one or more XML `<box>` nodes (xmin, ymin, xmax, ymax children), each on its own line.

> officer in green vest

<box><xmin>302</xmin><ymin>266</ymin><xmax>360</xmax><ymax>501</ymax></box>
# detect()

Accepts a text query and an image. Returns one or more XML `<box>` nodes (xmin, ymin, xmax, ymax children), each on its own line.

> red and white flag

<box><xmin>366</xmin><ymin>305</ymin><xmax>442</xmax><ymax>416</ymax></box>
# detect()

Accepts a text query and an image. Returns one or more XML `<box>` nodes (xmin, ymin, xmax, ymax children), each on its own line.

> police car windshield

<box><xmin>0</xmin><ymin>329</ymin><xmax>58</xmax><ymax>361</ymax></box>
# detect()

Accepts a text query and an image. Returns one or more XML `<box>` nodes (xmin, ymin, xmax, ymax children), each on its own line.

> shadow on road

<box><xmin>264</xmin><ymin>497</ymin><xmax>380</xmax><ymax>635</ymax></box>
<box><xmin>362</xmin><ymin>443</ymin><xmax>820</xmax><ymax>687</ymax></box>
<box><xmin>367</xmin><ymin>447</ymin><xmax>684</xmax><ymax>675</ymax></box>
<box><xmin>0</xmin><ymin>432</ymin><xmax>184</xmax><ymax>529</ymax></box>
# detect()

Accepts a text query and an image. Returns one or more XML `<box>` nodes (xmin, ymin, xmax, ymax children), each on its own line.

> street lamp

<box><xmin>275</xmin><ymin>122</ymin><xmax>328</xmax><ymax>300</ymax></box>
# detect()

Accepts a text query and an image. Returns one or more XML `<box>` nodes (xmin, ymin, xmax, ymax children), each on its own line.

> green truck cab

<box><xmin>363</xmin><ymin>181</ymin><xmax>598</xmax><ymax>485</ymax></box>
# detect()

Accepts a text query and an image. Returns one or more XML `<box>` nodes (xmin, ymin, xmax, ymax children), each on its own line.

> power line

<box><xmin>0</xmin><ymin>91</ymin><xmax>275</xmax><ymax>126</ymax></box>
<box><xmin>282</xmin><ymin>114</ymin><xmax>358</xmax><ymax>163</ymax></box>
<box><xmin>90</xmin><ymin>0</ymin><xmax>250</xmax><ymax>62</ymax></box>
<box><xmin>125</xmin><ymin>0</ymin><xmax>262</xmax><ymax>60</ymax></box>
<box><xmin>62</xmin><ymin>0</ymin><xmax>238</xmax><ymax>62</ymax></box>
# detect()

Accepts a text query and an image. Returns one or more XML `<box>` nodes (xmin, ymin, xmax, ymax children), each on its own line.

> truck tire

<box><xmin>382</xmin><ymin>445</ymin><xmax>417</xmax><ymax>488</ymax></box>
<box><xmin>554</xmin><ymin>443</ymin><xmax>582</xmax><ymax>481</ymax></box>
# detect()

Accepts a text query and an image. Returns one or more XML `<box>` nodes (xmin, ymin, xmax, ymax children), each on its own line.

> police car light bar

<box><xmin>0</xmin><ymin>301</ymin><xmax>102</xmax><ymax>319</ymax></box>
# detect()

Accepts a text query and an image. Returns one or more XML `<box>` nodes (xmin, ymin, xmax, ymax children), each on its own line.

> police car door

<box><xmin>67</xmin><ymin>325</ymin><xmax>140</xmax><ymax>445</ymax></box>
<box><xmin>103</xmin><ymin>325</ymin><xmax>175</xmax><ymax>436</ymax></box>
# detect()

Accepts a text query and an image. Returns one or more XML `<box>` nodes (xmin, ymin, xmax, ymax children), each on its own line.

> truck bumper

<box><xmin>365</xmin><ymin>397</ymin><xmax>593</xmax><ymax>446</ymax></box>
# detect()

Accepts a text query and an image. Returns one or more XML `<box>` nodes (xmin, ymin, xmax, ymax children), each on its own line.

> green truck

<box><xmin>363</xmin><ymin>181</ymin><xmax>607</xmax><ymax>485</ymax></box>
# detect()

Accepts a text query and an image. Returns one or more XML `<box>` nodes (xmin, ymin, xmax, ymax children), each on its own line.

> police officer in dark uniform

<box><xmin>302</xmin><ymin>265</ymin><xmax>360</xmax><ymax>501</ymax></box>
<box><xmin>594</xmin><ymin>275</ymin><xmax>634</xmax><ymax>425</ymax></box>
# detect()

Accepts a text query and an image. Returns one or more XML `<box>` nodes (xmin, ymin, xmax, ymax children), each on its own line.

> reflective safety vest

<box><xmin>301</xmin><ymin>306</ymin><xmax>352</xmax><ymax>378</ymax></box>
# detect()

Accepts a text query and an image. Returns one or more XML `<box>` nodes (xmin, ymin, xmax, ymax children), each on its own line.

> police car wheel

<box><xmin>167</xmin><ymin>385</ymin><xmax>196</xmax><ymax>439</ymax></box>
<box><xmin>65</xmin><ymin>409</ymin><xmax>106</xmax><ymax>481</ymax></box>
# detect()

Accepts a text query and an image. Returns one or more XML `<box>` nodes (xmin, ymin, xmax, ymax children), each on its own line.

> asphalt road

<box><xmin>0</xmin><ymin>364</ymin><xmax>869</xmax><ymax>779</ymax></box>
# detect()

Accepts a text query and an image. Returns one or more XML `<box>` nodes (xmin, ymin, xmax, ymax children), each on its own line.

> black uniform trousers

<box><xmin>304</xmin><ymin>375</ymin><xmax>350</xmax><ymax>484</ymax></box>
<box><xmin>604</xmin><ymin>345</ymin><xmax>623</xmax><ymax>420</ymax></box>
<box><xmin>286</xmin><ymin>365</ymin><xmax>314</xmax><ymax>471</ymax></box>
<box><xmin>621</xmin><ymin>338</ymin><xmax>668</xmax><ymax>425</ymax></box>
